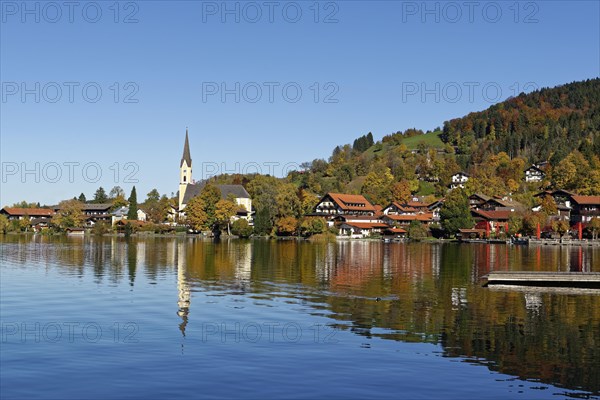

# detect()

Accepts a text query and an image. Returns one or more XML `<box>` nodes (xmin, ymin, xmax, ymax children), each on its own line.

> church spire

<box><xmin>181</xmin><ymin>128</ymin><xmax>192</xmax><ymax>167</ymax></box>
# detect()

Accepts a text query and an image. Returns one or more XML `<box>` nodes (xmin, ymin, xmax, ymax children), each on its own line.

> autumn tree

<box><xmin>391</xmin><ymin>180</ymin><xmax>412</xmax><ymax>204</ymax></box>
<box><xmin>361</xmin><ymin>167</ymin><xmax>394</xmax><ymax>206</ymax></box>
<box><xmin>0</xmin><ymin>214</ymin><xmax>8</xmax><ymax>233</ymax></box>
<box><xmin>440</xmin><ymin>188</ymin><xmax>473</xmax><ymax>236</ymax></box>
<box><xmin>52</xmin><ymin>199</ymin><xmax>85</xmax><ymax>230</ymax></box>
<box><xmin>231</xmin><ymin>219</ymin><xmax>253</xmax><ymax>238</ymax></box>
<box><xmin>275</xmin><ymin>216</ymin><xmax>298</xmax><ymax>236</ymax></box>
<box><xmin>214</xmin><ymin>199</ymin><xmax>237</xmax><ymax>235</ymax></box>
<box><xmin>588</xmin><ymin>217</ymin><xmax>600</xmax><ymax>240</ymax></box>
<box><xmin>185</xmin><ymin>196</ymin><xmax>208</xmax><ymax>231</ymax></box>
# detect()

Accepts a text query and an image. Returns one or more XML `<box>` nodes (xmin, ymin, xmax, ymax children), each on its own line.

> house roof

<box><xmin>182</xmin><ymin>183</ymin><xmax>250</xmax><ymax>206</ymax></box>
<box><xmin>469</xmin><ymin>193</ymin><xmax>492</xmax><ymax>202</ymax></box>
<box><xmin>0</xmin><ymin>207</ymin><xmax>55</xmax><ymax>217</ymax></box>
<box><xmin>483</xmin><ymin>198</ymin><xmax>525</xmax><ymax>211</ymax></box>
<box><xmin>472</xmin><ymin>209</ymin><xmax>512</xmax><ymax>220</ymax></box>
<box><xmin>524</xmin><ymin>165</ymin><xmax>546</xmax><ymax>173</ymax></box>
<box><xmin>571</xmin><ymin>195</ymin><xmax>600</xmax><ymax>205</ymax></box>
<box><xmin>383</xmin><ymin>213</ymin><xmax>433</xmax><ymax>222</ymax></box>
<box><xmin>384</xmin><ymin>227</ymin><xmax>407</xmax><ymax>234</ymax></box>
<box><xmin>341</xmin><ymin>222</ymin><xmax>389</xmax><ymax>229</ymax></box>
<box><xmin>323</xmin><ymin>193</ymin><xmax>376</xmax><ymax>212</ymax></box>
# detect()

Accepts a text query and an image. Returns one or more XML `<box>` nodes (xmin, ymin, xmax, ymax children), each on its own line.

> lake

<box><xmin>1</xmin><ymin>235</ymin><xmax>599</xmax><ymax>399</ymax></box>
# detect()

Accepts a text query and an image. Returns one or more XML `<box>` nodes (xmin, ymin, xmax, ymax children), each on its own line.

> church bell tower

<box><xmin>179</xmin><ymin>129</ymin><xmax>192</xmax><ymax>210</ymax></box>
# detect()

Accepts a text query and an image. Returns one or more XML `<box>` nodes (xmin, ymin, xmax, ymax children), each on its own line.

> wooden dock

<box><xmin>482</xmin><ymin>271</ymin><xmax>600</xmax><ymax>288</ymax></box>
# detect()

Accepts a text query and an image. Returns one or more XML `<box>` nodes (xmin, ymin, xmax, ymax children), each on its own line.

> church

<box><xmin>177</xmin><ymin>130</ymin><xmax>253</xmax><ymax>222</ymax></box>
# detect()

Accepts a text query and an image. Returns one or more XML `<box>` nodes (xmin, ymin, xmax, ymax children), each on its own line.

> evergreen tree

<box><xmin>253</xmin><ymin>206</ymin><xmax>273</xmax><ymax>235</ymax></box>
<box><xmin>93</xmin><ymin>187</ymin><xmax>108</xmax><ymax>203</ymax></box>
<box><xmin>440</xmin><ymin>188</ymin><xmax>474</xmax><ymax>236</ymax></box>
<box><xmin>127</xmin><ymin>186</ymin><xmax>138</xmax><ymax>220</ymax></box>
<box><xmin>78</xmin><ymin>193</ymin><xmax>87</xmax><ymax>203</ymax></box>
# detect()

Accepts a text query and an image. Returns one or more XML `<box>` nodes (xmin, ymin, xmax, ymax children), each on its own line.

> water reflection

<box><xmin>1</xmin><ymin>235</ymin><xmax>599</xmax><ymax>395</ymax></box>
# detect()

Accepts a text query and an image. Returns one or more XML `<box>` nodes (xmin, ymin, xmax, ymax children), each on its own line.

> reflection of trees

<box><xmin>3</xmin><ymin>235</ymin><xmax>599</xmax><ymax>394</ymax></box>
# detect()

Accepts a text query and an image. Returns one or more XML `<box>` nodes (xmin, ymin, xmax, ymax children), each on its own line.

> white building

<box><xmin>450</xmin><ymin>172</ymin><xmax>469</xmax><ymax>189</ymax></box>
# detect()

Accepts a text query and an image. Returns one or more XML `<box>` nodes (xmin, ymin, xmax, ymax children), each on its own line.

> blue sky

<box><xmin>1</xmin><ymin>0</ymin><xmax>599</xmax><ymax>206</ymax></box>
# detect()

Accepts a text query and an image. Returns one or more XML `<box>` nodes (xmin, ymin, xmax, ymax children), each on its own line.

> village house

<box><xmin>533</xmin><ymin>189</ymin><xmax>577</xmax><ymax>220</ymax></box>
<box><xmin>337</xmin><ymin>221</ymin><xmax>390</xmax><ymax>238</ymax></box>
<box><xmin>569</xmin><ymin>195</ymin><xmax>600</xmax><ymax>224</ymax></box>
<box><xmin>468</xmin><ymin>193</ymin><xmax>492</xmax><ymax>209</ymax></box>
<box><xmin>0</xmin><ymin>207</ymin><xmax>55</xmax><ymax>220</ymax></box>
<box><xmin>111</xmin><ymin>206</ymin><xmax>148</xmax><ymax>225</ymax></box>
<box><xmin>471</xmin><ymin>209</ymin><xmax>511</xmax><ymax>235</ymax></box>
<box><xmin>314</xmin><ymin>193</ymin><xmax>376</xmax><ymax>216</ymax></box>
<box><xmin>450</xmin><ymin>172</ymin><xmax>469</xmax><ymax>189</ymax></box>
<box><xmin>524</xmin><ymin>164</ymin><xmax>546</xmax><ymax>183</ymax></box>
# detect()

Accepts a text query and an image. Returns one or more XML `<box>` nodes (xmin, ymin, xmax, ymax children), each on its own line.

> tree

<box><xmin>275</xmin><ymin>216</ymin><xmax>298</xmax><ymax>236</ymax></box>
<box><xmin>109</xmin><ymin>186</ymin><xmax>125</xmax><ymax>199</ymax></box>
<box><xmin>392</xmin><ymin>180</ymin><xmax>412</xmax><ymax>204</ymax></box>
<box><xmin>214</xmin><ymin>199</ymin><xmax>237</xmax><ymax>235</ymax></box>
<box><xmin>407</xmin><ymin>221</ymin><xmax>428</xmax><ymax>240</ymax></box>
<box><xmin>127</xmin><ymin>186</ymin><xmax>138</xmax><ymax>220</ymax></box>
<box><xmin>78</xmin><ymin>193</ymin><xmax>87</xmax><ymax>203</ymax></box>
<box><xmin>361</xmin><ymin>167</ymin><xmax>394</xmax><ymax>205</ymax></box>
<box><xmin>199</xmin><ymin>184</ymin><xmax>222</xmax><ymax>229</ymax></box>
<box><xmin>508</xmin><ymin>213</ymin><xmax>524</xmax><ymax>236</ymax></box>
<box><xmin>552</xmin><ymin>219</ymin><xmax>570</xmax><ymax>238</ymax></box>
<box><xmin>231</xmin><ymin>219</ymin><xmax>253</xmax><ymax>238</ymax></box>
<box><xmin>143</xmin><ymin>189</ymin><xmax>168</xmax><ymax>223</ymax></box>
<box><xmin>588</xmin><ymin>217</ymin><xmax>600</xmax><ymax>240</ymax></box>
<box><xmin>93</xmin><ymin>187</ymin><xmax>108</xmax><ymax>203</ymax></box>
<box><xmin>539</xmin><ymin>195</ymin><xmax>558</xmax><ymax>217</ymax></box>
<box><xmin>254</xmin><ymin>206</ymin><xmax>273</xmax><ymax>235</ymax></box>
<box><xmin>0</xmin><ymin>214</ymin><xmax>9</xmax><ymax>233</ymax></box>
<box><xmin>185</xmin><ymin>196</ymin><xmax>208</xmax><ymax>231</ymax></box>
<box><xmin>299</xmin><ymin>217</ymin><xmax>327</xmax><ymax>237</ymax></box>
<box><xmin>522</xmin><ymin>212</ymin><xmax>546</xmax><ymax>236</ymax></box>
<box><xmin>52</xmin><ymin>199</ymin><xmax>85</xmax><ymax>230</ymax></box>
<box><xmin>439</xmin><ymin>188</ymin><xmax>474</xmax><ymax>236</ymax></box>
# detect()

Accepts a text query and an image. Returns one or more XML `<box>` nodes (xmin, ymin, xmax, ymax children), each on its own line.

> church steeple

<box><xmin>181</xmin><ymin>128</ymin><xmax>192</xmax><ymax>167</ymax></box>
<box><xmin>179</xmin><ymin>129</ymin><xmax>193</xmax><ymax>211</ymax></box>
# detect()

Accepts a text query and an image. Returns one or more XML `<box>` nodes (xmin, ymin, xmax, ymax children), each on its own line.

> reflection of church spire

<box><xmin>177</xmin><ymin>242</ymin><xmax>191</xmax><ymax>337</ymax></box>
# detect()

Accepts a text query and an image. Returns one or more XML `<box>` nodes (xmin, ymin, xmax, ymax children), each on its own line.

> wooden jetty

<box><xmin>482</xmin><ymin>271</ymin><xmax>600</xmax><ymax>289</ymax></box>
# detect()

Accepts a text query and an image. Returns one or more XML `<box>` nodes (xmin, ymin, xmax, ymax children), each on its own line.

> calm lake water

<box><xmin>1</xmin><ymin>235</ymin><xmax>599</xmax><ymax>399</ymax></box>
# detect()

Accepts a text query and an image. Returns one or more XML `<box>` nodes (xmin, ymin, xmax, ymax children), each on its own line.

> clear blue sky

<box><xmin>1</xmin><ymin>0</ymin><xmax>599</xmax><ymax>206</ymax></box>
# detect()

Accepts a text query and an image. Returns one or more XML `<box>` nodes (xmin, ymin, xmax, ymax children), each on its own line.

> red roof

<box><xmin>326</xmin><ymin>193</ymin><xmax>376</xmax><ymax>212</ymax></box>
<box><xmin>1</xmin><ymin>207</ymin><xmax>54</xmax><ymax>217</ymax></box>
<box><xmin>383</xmin><ymin>213</ymin><xmax>434</xmax><ymax>222</ymax></box>
<box><xmin>472</xmin><ymin>209</ymin><xmax>512</xmax><ymax>220</ymax></box>
<box><xmin>385</xmin><ymin>227</ymin><xmax>407</xmax><ymax>233</ymax></box>
<box><xmin>571</xmin><ymin>195</ymin><xmax>600</xmax><ymax>205</ymax></box>
<box><xmin>342</xmin><ymin>222</ymin><xmax>389</xmax><ymax>229</ymax></box>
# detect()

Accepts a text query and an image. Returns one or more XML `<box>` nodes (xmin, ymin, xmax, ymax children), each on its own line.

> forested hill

<box><xmin>442</xmin><ymin>78</ymin><xmax>600</xmax><ymax>167</ymax></box>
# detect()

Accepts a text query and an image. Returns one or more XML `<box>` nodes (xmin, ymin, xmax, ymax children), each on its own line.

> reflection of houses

<box><xmin>177</xmin><ymin>130</ymin><xmax>253</xmax><ymax>223</ymax></box>
<box><xmin>314</xmin><ymin>193</ymin><xmax>376</xmax><ymax>216</ymax></box>
<box><xmin>450</xmin><ymin>172</ymin><xmax>469</xmax><ymax>189</ymax></box>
